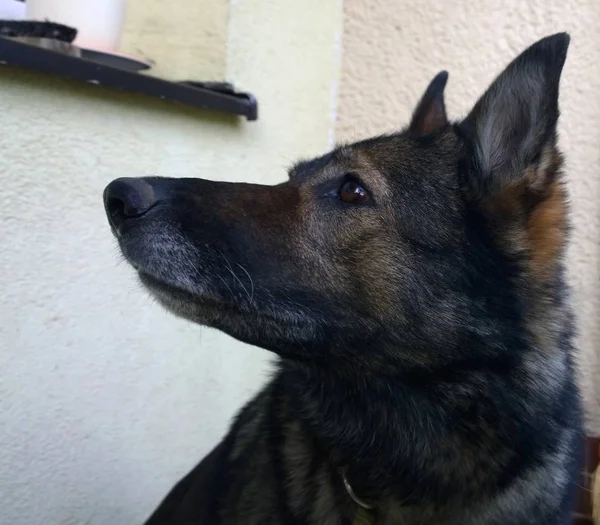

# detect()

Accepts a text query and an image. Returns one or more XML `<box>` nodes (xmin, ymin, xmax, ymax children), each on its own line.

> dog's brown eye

<box><xmin>339</xmin><ymin>180</ymin><xmax>369</xmax><ymax>204</ymax></box>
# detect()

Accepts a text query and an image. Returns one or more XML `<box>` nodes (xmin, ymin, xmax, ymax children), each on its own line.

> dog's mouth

<box><xmin>121</xmin><ymin>240</ymin><xmax>324</xmax><ymax>352</ymax></box>
<box><xmin>134</xmin><ymin>257</ymin><xmax>326</xmax><ymax>355</ymax></box>
<box><xmin>130</xmin><ymin>250</ymin><xmax>257</xmax><ymax>328</ymax></box>
<box><xmin>137</xmin><ymin>269</ymin><xmax>218</xmax><ymax>319</ymax></box>
<box><xmin>117</xmin><ymin>227</ymin><xmax>223</xmax><ymax>304</ymax></box>
<box><xmin>114</xmin><ymin>224</ymin><xmax>283</xmax><ymax>322</ymax></box>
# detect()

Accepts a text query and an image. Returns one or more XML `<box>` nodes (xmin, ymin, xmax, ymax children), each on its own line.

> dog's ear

<box><xmin>459</xmin><ymin>33</ymin><xmax>570</xmax><ymax>197</ymax></box>
<box><xmin>409</xmin><ymin>71</ymin><xmax>449</xmax><ymax>135</ymax></box>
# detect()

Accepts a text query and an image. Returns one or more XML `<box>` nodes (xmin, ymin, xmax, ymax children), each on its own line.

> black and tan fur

<box><xmin>104</xmin><ymin>34</ymin><xmax>583</xmax><ymax>524</ymax></box>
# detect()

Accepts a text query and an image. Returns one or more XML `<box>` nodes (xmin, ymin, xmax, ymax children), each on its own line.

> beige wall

<box><xmin>120</xmin><ymin>0</ymin><xmax>228</xmax><ymax>80</ymax></box>
<box><xmin>0</xmin><ymin>1</ymin><xmax>342</xmax><ymax>524</ymax></box>
<box><xmin>337</xmin><ymin>0</ymin><xmax>600</xmax><ymax>432</ymax></box>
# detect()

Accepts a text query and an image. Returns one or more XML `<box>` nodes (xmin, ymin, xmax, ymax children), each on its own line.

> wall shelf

<box><xmin>0</xmin><ymin>37</ymin><xmax>258</xmax><ymax>121</ymax></box>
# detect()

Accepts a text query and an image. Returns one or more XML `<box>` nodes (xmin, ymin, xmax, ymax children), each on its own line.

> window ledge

<box><xmin>0</xmin><ymin>37</ymin><xmax>258</xmax><ymax>121</ymax></box>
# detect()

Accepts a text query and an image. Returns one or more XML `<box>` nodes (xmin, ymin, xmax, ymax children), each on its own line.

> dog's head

<box><xmin>104</xmin><ymin>34</ymin><xmax>570</xmax><ymax>371</ymax></box>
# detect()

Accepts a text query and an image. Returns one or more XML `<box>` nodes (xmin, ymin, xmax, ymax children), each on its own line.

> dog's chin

<box><xmin>137</xmin><ymin>270</ymin><xmax>224</xmax><ymax>324</ymax></box>
<box><xmin>136</xmin><ymin>270</ymin><xmax>324</xmax><ymax>356</ymax></box>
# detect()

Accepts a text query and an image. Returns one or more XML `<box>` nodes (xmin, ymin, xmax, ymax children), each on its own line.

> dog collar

<box><xmin>342</xmin><ymin>470</ymin><xmax>375</xmax><ymax>510</ymax></box>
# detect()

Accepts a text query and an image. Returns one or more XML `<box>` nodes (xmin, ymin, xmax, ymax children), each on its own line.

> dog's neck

<box><xmin>278</xmin><ymin>333</ymin><xmax>562</xmax><ymax>508</ymax></box>
<box><xmin>280</xmin><ymin>358</ymin><xmax>445</xmax><ymax>503</ymax></box>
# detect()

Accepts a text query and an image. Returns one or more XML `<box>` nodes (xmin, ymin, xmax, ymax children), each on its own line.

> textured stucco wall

<box><xmin>0</xmin><ymin>1</ymin><xmax>342</xmax><ymax>524</ymax></box>
<box><xmin>337</xmin><ymin>0</ymin><xmax>600</xmax><ymax>432</ymax></box>
<box><xmin>120</xmin><ymin>0</ymin><xmax>228</xmax><ymax>80</ymax></box>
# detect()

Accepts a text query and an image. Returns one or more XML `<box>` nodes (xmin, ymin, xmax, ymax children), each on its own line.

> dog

<box><xmin>104</xmin><ymin>33</ymin><xmax>583</xmax><ymax>525</ymax></box>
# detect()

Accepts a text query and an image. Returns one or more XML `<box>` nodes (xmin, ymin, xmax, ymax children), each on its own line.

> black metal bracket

<box><xmin>0</xmin><ymin>37</ymin><xmax>258</xmax><ymax>121</ymax></box>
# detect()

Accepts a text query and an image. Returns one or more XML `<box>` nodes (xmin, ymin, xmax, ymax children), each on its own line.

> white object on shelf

<box><xmin>26</xmin><ymin>0</ymin><xmax>126</xmax><ymax>52</ymax></box>
<box><xmin>0</xmin><ymin>0</ymin><xmax>26</xmax><ymax>20</ymax></box>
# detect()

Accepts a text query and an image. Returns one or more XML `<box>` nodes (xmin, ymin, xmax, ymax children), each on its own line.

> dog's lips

<box><xmin>137</xmin><ymin>269</ymin><xmax>199</xmax><ymax>304</ymax></box>
<box><xmin>137</xmin><ymin>269</ymin><xmax>174</xmax><ymax>293</ymax></box>
<box><xmin>112</xmin><ymin>222</ymin><xmax>261</xmax><ymax>318</ymax></box>
<box><xmin>111</xmin><ymin>216</ymin><xmax>142</xmax><ymax>240</ymax></box>
<box><xmin>114</xmin><ymin>233</ymin><xmax>142</xmax><ymax>270</ymax></box>
<box><xmin>113</xmin><ymin>219</ymin><xmax>167</xmax><ymax>275</ymax></box>
<box><xmin>136</xmin><ymin>269</ymin><xmax>236</xmax><ymax>324</ymax></box>
<box><xmin>131</xmin><ymin>261</ymin><xmax>188</xmax><ymax>296</ymax></box>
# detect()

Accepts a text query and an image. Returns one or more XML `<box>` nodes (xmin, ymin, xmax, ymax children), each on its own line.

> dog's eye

<box><xmin>339</xmin><ymin>179</ymin><xmax>369</xmax><ymax>204</ymax></box>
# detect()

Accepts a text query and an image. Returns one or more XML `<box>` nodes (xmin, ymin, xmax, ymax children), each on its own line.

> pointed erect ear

<box><xmin>409</xmin><ymin>71</ymin><xmax>449</xmax><ymax>135</ymax></box>
<box><xmin>459</xmin><ymin>33</ymin><xmax>570</xmax><ymax>196</ymax></box>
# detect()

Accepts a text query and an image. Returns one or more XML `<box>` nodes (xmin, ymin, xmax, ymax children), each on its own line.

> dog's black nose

<box><xmin>104</xmin><ymin>177</ymin><xmax>157</xmax><ymax>231</ymax></box>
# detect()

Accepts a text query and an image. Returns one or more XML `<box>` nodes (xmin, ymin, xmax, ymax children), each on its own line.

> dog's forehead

<box><xmin>289</xmin><ymin>150</ymin><xmax>343</xmax><ymax>181</ymax></box>
<box><xmin>289</xmin><ymin>133</ymin><xmax>434</xmax><ymax>183</ymax></box>
<box><xmin>288</xmin><ymin>140</ymin><xmax>390</xmax><ymax>179</ymax></box>
<box><xmin>290</xmin><ymin>155</ymin><xmax>326</xmax><ymax>179</ymax></box>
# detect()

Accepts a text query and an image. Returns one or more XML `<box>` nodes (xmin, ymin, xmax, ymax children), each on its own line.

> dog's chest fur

<box><xmin>155</xmin><ymin>366</ymin><xmax>578</xmax><ymax>525</ymax></box>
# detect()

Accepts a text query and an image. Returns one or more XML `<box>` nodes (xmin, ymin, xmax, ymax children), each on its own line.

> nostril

<box><xmin>103</xmin><ymin>177</ymin><xmax>158</xmax><ymax>231</ymax></box>
<box><xmin>107</xmin><ymin>196</ymin><xmax>143</xmax><ymax>218</ymax></box>
<box><xmin>107</xmin><ymin>196</ymin><xmax>126</xmax><ymax>220</ymax></box>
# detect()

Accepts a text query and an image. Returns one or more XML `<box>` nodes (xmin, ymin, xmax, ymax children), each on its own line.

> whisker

<box><xmin>217</xmin><ymin>274</ymin><xmax>235</xmax><ymax>300</ymax></box>
<box><xmin>236</xmin><ymin>263</ymin><xmax>255</xmax><ymax>303</ymax></box>
<box><xmin>216</xmin><ymin>249</ymin><xmax>253</xmax><ymax>305</ymax></box>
